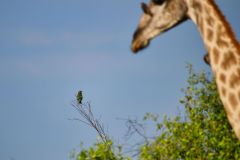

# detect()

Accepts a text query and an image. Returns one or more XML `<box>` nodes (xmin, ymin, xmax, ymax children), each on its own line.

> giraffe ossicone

<box><xmin>131</xmin><ymin>0</ymin><xmax>240</xmax><ymax>139</ymax></box>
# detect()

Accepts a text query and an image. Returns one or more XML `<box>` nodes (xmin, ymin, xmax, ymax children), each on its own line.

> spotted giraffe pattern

<box><xmin>131</xmin><ymin>0</ymin><xmax>240</xmax><ymax>139</ymax></box>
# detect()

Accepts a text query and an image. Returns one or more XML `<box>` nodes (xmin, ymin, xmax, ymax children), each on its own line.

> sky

<box><xmin>0</xmin><ymin>0</ymin><xmax>240</xmax><ymax>160</ymax></box>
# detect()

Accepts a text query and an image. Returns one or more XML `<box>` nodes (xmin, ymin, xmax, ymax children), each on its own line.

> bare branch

<box><xmin>117</xmin><ymin>117</ymin><xmax>149</xmax><ymax>142</ymax></box>
<box><xmin>71</xmin><ymin>101</ymin><xmax>109</xmax><ymax>143</ymax></box>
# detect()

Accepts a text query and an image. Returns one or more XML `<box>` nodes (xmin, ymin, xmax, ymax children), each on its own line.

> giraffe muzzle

<box><xmin>131</xmin><ymin>39</ymin><xmax>150</xmax><ymax>53</ymax></box>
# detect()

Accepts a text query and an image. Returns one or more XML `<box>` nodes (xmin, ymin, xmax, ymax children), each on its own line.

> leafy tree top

<box><xmin>140</xmin><ymin>65</ymin><xmax>240</xmax><ymax>160</ymax></box>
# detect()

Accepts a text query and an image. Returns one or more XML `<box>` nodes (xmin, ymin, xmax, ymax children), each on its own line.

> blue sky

<box><xmin>0</xmin><ymin>0</ymin><xmax>240</xmax><ymax>159</ymax></box>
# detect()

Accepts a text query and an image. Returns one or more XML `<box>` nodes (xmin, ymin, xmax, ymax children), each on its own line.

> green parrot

<box><xmin>76</xmin><ymin>90</ymin><xmax>83</xmax><ymax>104</ymax></box>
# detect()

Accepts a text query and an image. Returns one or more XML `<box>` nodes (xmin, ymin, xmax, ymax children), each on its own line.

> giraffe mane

<box><xmin>209</xmin><ymin>0</ymin><xmax>240</xmax><ymax>52</ymax></box>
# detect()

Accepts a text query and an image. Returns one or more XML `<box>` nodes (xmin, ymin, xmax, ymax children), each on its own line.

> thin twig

<box><xmin>71</xmin><ymin>101</ymin><xmax>109</xmax><ymax>143</ymax></box>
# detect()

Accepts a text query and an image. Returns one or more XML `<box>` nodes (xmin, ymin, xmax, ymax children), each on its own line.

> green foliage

<box><xmin>74</xmin><ymin>141</ymin><xmax>130</xmax><ymax>160</ymax></box>
<box><xmin>74</xmin><ymin>65</ymin><xmax>240</xmax><ymax>160</ymax></box>
<box><xmin>139</xmin><ymin>65</ymin><xmax>240</xmax><ymax>160</ymax></box>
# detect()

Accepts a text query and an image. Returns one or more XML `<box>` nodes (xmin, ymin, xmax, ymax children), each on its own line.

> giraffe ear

<box><xmin>141</xmin><ymin>3</ymin><xmax>153</xmax><ymax>16</ymax></box>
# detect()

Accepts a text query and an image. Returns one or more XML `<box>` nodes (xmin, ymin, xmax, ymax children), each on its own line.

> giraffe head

<box><xmin>131</xmin><ymin>0</ymin><xmax>188</xmax><ymax>53</ymax></box>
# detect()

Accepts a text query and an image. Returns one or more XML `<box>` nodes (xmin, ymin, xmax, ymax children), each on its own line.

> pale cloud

<box><xmin>13</xmin><ymin>29</ymin><xmax>118</xmax><ymax>49</ymax></box>
<box><xmin>61</xmin><ymin>31</ymin><xmax>115</xmax><ymax>47</ymax></box>
<box><xmin>0</xmin><ymin>27</ymin><xmax>121</xmax><ymax>49</ymax></box>
<box><xmin>0</xmin><ymin>51</ymin><xmax>130</xmax><ymax>79</ymax></box>
<box><xmin>20</xmin><ymin>31</ymin><xmax>53</xmax><ymax>46</ymax></box>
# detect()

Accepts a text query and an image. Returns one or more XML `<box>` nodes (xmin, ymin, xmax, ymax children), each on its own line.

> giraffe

<box><xmin>131</xmin><ymin>0</ymin><xmax>240</xmax><ymax>139</ymax></box>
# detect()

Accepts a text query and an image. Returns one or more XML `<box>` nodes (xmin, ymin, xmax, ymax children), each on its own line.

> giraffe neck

<box><xmin>187</xmin><ymin>0</ymin><xmax>240</xmax><ymax>139</ymax></box>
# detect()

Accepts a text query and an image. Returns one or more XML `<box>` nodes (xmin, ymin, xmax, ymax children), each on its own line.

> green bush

<box><xmin>139</xmin><ymin>65</ymin><xmax>240</xmax><ymax>160</ymax></box>
<box><xmin>74</xmin><ymin>65</ymin><xmax>240</xmax><ymax>160</ymax></box>
<box><xmin>75</xmin><ymin>141</ymin><xmax>130</xmax><ymax>160</ymax></box>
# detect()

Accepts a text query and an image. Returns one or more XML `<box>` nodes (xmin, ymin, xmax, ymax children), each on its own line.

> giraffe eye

<box><xmin>152</xmin><ymin>0</ymin><xmax>165</xmax><ymax>5</ymax></box>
